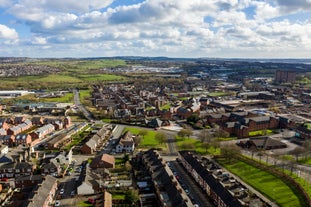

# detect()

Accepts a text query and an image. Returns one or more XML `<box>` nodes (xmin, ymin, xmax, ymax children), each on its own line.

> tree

<box><xmin>198</xmin><ymin>129</ymin><xmax>213</xmax><ymax>142</ymax></box>
<box><xmin>138</xmin><ymin>129</ymin><xmax>148</xmax><ymax>139</ymax></box>
<box><xmin>289</xmin><ymin>146</ymin><xmax>305</xmax><ymax>162</ymax></box>
<box><xmin>122</xmin><ymin>153</ymin><xmax>130</xmax><ymax>164</ymax></box>
<box><xmin>220</xmin><ymin>143</ymin><xmax>241</xmax><ymax>163</ymax></box>
<box><xmin>187</xmin><ymin>114</ymin><xmax>199</xmax><ymax>124</ymax></box>
<box><xmin>178</xmin><ymin>128</ymin><xmax>193</xmax><ymax>139</ymax></box>
<box><xmin>155</xmin><ymin>132</ymin><xmax>167</xmax><ymax>145</ymax></box>
<box><xmin>125</xmin><ymin>189</ymin><xmax>139</xmax><ymax>206</ymax></box>
<box><xmin>181</xmin><ymin>142</ymin><xmax>195</xmax><ymax>150</ymax></box>
<box><xmin>133</xmin><ymin>136</ymin><xmax>142</xmax><ymax>147</ymax></box>
<box><xmin>214</xmin><ymin>128</ymin><xmax>229</xmax><ymax>139</ymax></box>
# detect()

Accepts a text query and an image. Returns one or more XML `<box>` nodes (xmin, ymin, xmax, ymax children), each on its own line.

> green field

<box><xmin>40</xmin><ymin>92</ymin><xmax>74</xmax><ymax>103</ymax></box>
<box><xmin>77</xmin><ymin>74</ymin><xmax>125</xmax><ymax>81</ymax></box>
<box><xmin>0</xmin><ymin>59</ymin><xmax>127</xmax><ymax>89</ymax></box>
<box><xmin>175</xmin><ymin>136</ymin><xmax>221</xmax><ymax>155</ymax></box>
<box><xmin>208</xmin><ymin>92</ymin><xmax>229</xmax><ymax>97</ymax></box>
<box><xmin>218</xmin><ymin>158</ymin><xmax>306</xmax><ymax>207</ymax></box>
<box><xmin>124</xmin><ymin>127</ymin><xmax>166</xmax><ymax>150</ymax></box>
<box><xmin>249</xmin><ymin>129</ymin><xmax>273</xmax><ymax>136</ymax></box>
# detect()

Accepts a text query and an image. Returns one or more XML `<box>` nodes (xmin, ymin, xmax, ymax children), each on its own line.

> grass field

<box><xmin>249</xmin><ymin>129</ymin><xmax>273</xmax><ymax>136</ymax></box>
<box><xmin>218</xmin><ymin>158</ymin><xmax>306</xmax><ymax>207</ymax></box>
<box><xmin>0</xmin><ymin>59</ymin><xmax>127</xmax><ymax>89</ymax></box>
<box><xmin>208</xmin><ymin>92</ymin><xmax>229</xmax><ymax>97</ymax></box>
<box><xmin>124</xmin><ymin>127</ymin><xmax>167</xmax><ymax>150</ymax></box>
<box><xmin>40</xmin><ymin>92</ymin><xmax>74</xmax><ymax>103</ymax></box>
<box><xmin>78</xmin><ymin>74</ymin><xmax>125</xmax><ymax>81</ymax></box>
<box><xmin>175</xmin><ymin>136</ymin><xmax>221</xmax><ymax>155</ymax></box>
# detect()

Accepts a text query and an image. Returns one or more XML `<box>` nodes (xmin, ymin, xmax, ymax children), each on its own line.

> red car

<box><xmin>88</xmin><ymin>198</ymin><xmax>95</xmax><ymax>204</ymax></box>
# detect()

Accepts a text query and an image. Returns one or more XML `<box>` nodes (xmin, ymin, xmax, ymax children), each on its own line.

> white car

<box><xmin>55</xmin><ymin>200</ymin><xmax>61</xmax><ymax>206</ymax></box>
<box><xmin>59</xmin><ymin>188</ymin><xmax>64</xmax><ymax>195</ymax></box>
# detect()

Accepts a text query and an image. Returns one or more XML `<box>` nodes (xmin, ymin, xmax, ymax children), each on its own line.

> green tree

<box><xmin>187</xmin><ymin>114</ymin><xmax>199</xmax><ymax>124</ymax></box>
<box><xmin>125</xmin><ymin>189</ymin><xmax>139</xmax><ymax>206</ymax></box>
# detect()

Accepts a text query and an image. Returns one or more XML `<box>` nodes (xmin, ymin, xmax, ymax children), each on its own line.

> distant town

<box><xmin>0</xmin><ymin>57</ymin><xmax>311</xmax><ymax>207</ymax></box>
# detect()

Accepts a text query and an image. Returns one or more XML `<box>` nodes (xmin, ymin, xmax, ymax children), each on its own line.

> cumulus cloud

<box><xmin>0</xmin><ymin>24</ymin><xmax>18</xmax><ymax>39</ymax></box>
<box><xmin>0</xmin><ymin>0</ymin><xmax>311</xmax><ymax>57</ymax></box>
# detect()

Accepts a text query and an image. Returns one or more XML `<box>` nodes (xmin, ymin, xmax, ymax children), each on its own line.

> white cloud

<box><xmin>0</xmin><ymin>0</ymin><xmax>11</xmax><ymax>7</ymax></box>
<box><xmin>0</xmin><ymin>0</ymin><xmax>311</xmax><ymax>58</ymax></box>
<box><xmin>31</xmin><ymin>36</ymin><xmax>47</xmax><ymax>45</ymax></box>
<box><xmin>0</xmin><ymin>24</ymin><xmax>18</xmax><ymax>39</ymax></box>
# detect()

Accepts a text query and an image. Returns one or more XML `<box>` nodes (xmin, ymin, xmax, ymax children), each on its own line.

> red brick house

<box><xmin>0</xmin><ymin>135</ymin><xmax>15</xmax><ymax>146</ymax></box>
<box><xmin>90</xmin><ymin>154</ymin><xmax>115</xmax><ymax>169</ymax></box>
<box><xmin>7</xmin><ymin>126</ymin><xmax>22</xmax><ymax>135</ymax></box>
<box><xmin>15</xmin><ymin>134</ymin><xmax>32</xmax><ymax>146</ymax></box>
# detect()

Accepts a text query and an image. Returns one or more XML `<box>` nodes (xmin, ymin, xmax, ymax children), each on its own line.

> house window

<box><xmin>27</xmin><ymin>169</ymin><xmax>31</xmax><ymax>172</ymax></box>
<box><xmin>16</xmin><ymin>169</ymin><xmax>20</xmax><ymax>173</ymax></box>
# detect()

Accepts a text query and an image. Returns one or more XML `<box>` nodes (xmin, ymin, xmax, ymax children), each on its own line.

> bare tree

<box><xmin>133</xmin><ymin>136</ymin><xmax>142</xmax><ymax>147</ymax></box>
<box><xmin>155</xmin><ymin>132</ymin><xmax>167</xmax><ymax>145</ymax></box>
<box><xmin>214</xmin><ymin>128</ymin><xmax>230</xmax><ymax>140</ymax></box>
<box><xmin>220</xmin><ymin>143</ymin><xmax>241</xmax><ymax>163</ymax></box>
<box><xmin>198</xmin><ymin>129</ymin><xmax>213</xmax><ymax>143</ymax></box>
<box><xmin>138</xmin><ymin>129</ymin><xmax>148</xmax><ymax>139</ymax></box>
<box><xmin>289</xmin><ymin>146</ymin><xmax>305</xmax><ymax>162</ymax></box>
<box><xmin>178</xmin><ymin>128</ymin><xmax>193</xmax><ymax>139</ymax></box>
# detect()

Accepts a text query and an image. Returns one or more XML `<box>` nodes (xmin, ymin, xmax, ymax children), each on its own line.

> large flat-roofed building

<box><xmin>275</xmin><ymin>70</ymin><xmax>296</xmax><ymax>83</ymax></box>
<box><xmin>0</xmin><ymin>90</ymin><xmax>33</xmax><ymax>98</ymax></box>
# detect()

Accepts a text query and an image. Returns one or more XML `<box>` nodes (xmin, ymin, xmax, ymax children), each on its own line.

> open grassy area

<box><xmin>0</xmin><ymin>59</ymin><xmax>128</xmax><ymax>89</ymax></box>
<box><xmin>78</xmin><ymin>201</ymin><xmax>93</xmax><ymax>207</ymax></box>
<box><xmin>249</xmin><ymin>129</ymin><xmax>273</xmax><ymax>136</ymax></box>
<box><xmin>78</xmin><ymin>74</ymin><xmax>125</xmax><ymax>81</ymax></box>
<box><xmin>217</xmin><ymin>158</ymin><xmax>306</xmax><ymax>207</ymax></box>
<box><xmin>124</xmin><ymin>127</ymin><xmax>167</xmax><ymax>150</ymax></box>
<box><xmin>40</xmin><ymin>92</ymin><xmax>74</xmax><ymax>103</ymax></box>
<box><xmin>112</xmin><ymin>193</ymin><xmax>126</xmax><ymax>200</ymax></box>
<box><xmin>208</xmin><ymin>92</ymin><xmax>229</xmax><ymax>97</ymax></box>
<box><xmin>159</xmin><ymin>103</ymin><xmax>171</xmax><ymax>110</ymax></box>
<box><xmin>298</xmin><ymin>157</ymin><xmax>311</xmax><ymax>165</ymax></box>
<box><xmin>175</xmin><ymin>136</ymin><xmax>221</xmax><ymax>155</ymax></box>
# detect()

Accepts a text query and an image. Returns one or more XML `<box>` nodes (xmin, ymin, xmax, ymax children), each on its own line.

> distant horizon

<box><xmin>1</xmin><ymin>1</ymin><xmax>311</xmax><ymax>58</ymax></box>
<box><xmin>1</xmin><ymin>56</ymin><xmax>311</xmax><ymax>62</ymax></box>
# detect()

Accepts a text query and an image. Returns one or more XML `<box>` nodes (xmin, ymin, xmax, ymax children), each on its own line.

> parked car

<box><xmin>88</xmin><ymin>198</ymin><xmax>95</xmax><ymax>204</ymax></box>
<box><xmin>59</xmin><ymin>188</ymin><xmax>64</xmax><ymax>195</ymax></box>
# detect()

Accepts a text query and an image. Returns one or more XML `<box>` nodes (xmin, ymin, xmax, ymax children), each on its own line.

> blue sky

<box><xmin>0</xmin><ymin>0</ymin><xmax>311</xmax><ymax>58</ymax></box>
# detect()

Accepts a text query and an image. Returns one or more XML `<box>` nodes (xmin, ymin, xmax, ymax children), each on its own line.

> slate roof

<box><xmin>28</xmin><ymin>175</ymin><xmax>57</xmax><ymax>207</ymax></box>
<box><xmin>179</xmin><ymin>151</ymin><xmax>242</xmax><ymax>207</ymax></box>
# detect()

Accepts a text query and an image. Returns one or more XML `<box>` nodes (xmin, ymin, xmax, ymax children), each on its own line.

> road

<box><xmin>73</xmin><ymin>88</ymin><xmax>94</xmax><ymax>121</ymax></box>
<box><xmin>170</xmin><ymin>160</ymin><xmax>215</xmax><ymax>207</ymax></box>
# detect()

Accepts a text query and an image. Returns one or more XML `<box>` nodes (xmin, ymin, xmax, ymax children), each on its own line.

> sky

<box><xmin>0</xmin><ymin>0</ymin><xmax>311</xmax><ymax>58</ymax></box>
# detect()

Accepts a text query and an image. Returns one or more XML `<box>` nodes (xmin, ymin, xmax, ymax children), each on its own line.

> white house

<box><xmin>115</xmin><ymin>131</ymin><xmax>135</xmax><ymax>153</ymax></box>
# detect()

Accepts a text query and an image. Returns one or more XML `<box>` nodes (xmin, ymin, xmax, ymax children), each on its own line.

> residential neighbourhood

<box><xmin>1</xmin><ymin>58</ymin><xmax>311</xmax><ymax>207</ymax></box>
